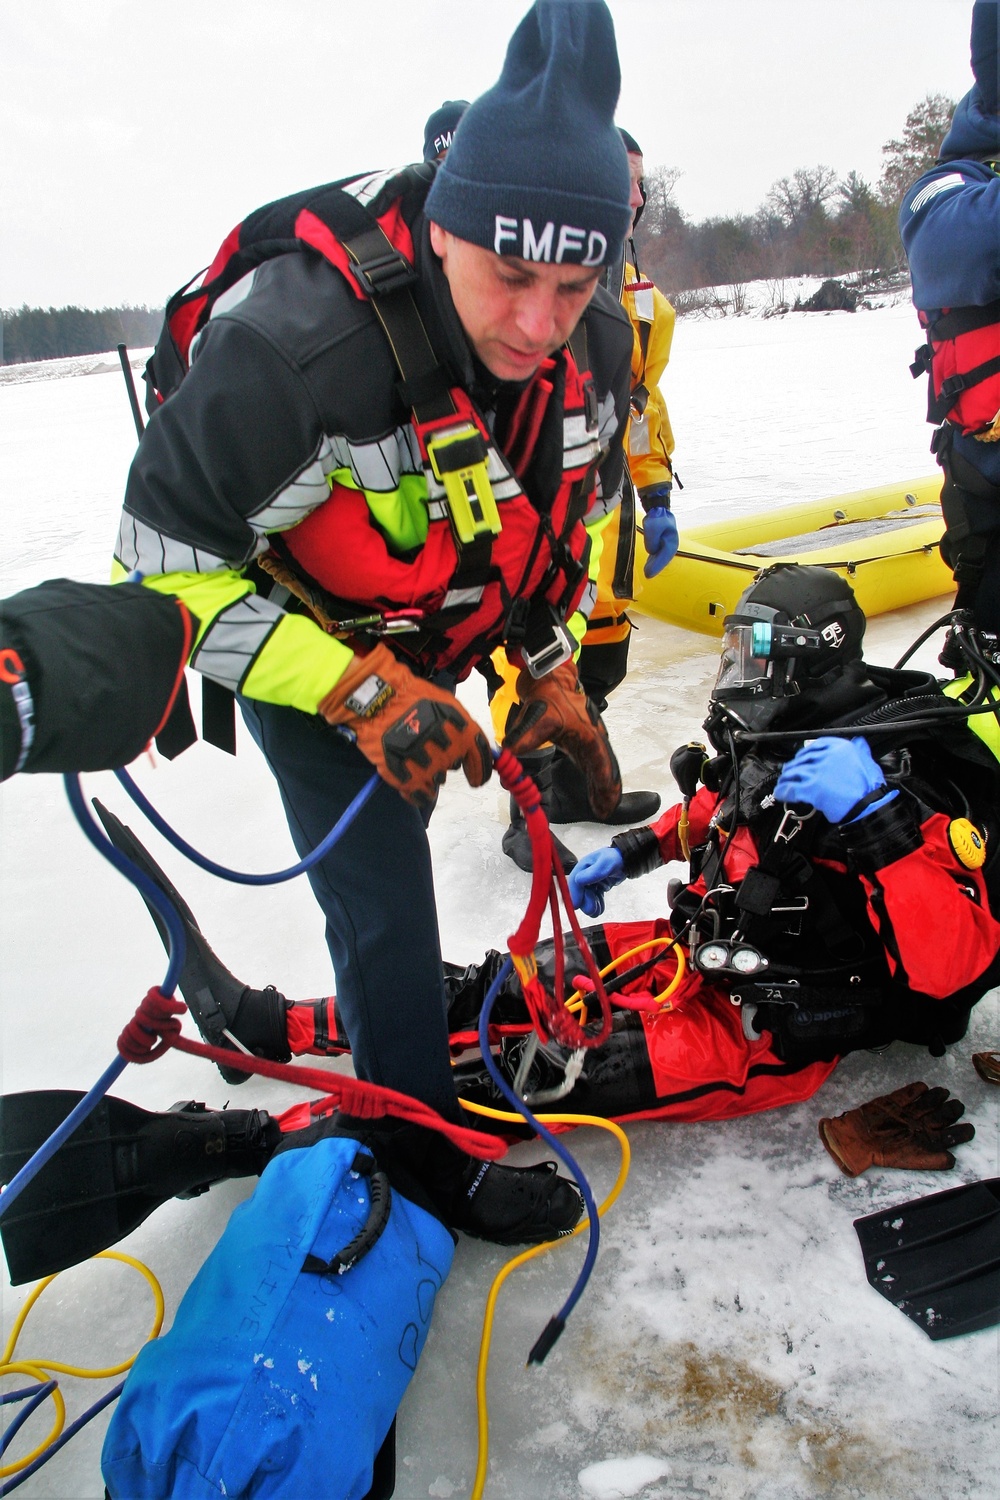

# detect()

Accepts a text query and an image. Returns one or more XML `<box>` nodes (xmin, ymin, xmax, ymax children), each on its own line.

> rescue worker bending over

<box><xmin>110</xmin><ymin>2</ymin><xmax>637</xmax><ymax>1246</ymax></box>
<box><xmin>495</xmin><ymin>126</ymin><xmax>680</xmax><ymax>872</ymax></box>
<box><xmin>901</xmin><ymin>0</ymin><xmax>1000</xmax><ymax>637</ymax></box>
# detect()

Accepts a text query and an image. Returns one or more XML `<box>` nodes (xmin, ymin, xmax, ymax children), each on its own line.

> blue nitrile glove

<box><xmin>774</xmin><ymin>736</ymin><xmax>898</xmax><ymax>824</ymax></box>
<box><xmin>567</xmin><ymin>846</ymin><xmax>626</xmax><ymax>917</ymax></box>
<box><xmin>640</xmin><ymin>484</ymin><xmax>678</xmax><ymax>578</ymax></box>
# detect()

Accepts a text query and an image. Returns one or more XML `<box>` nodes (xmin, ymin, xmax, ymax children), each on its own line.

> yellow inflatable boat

<box><xmin>632</xmin><ymin>476</ymin><xmax>954</xmax><ymax>637</ymax></box>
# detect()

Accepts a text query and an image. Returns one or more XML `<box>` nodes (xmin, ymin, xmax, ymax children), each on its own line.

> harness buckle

<box><xmin>426</xmin><ymin>425</ymin><xmax>502</xmax><ymax>544</ymax></box>
<box><xmin>348</xmin><ymin>247</ymin><xmax>419</xmax><ymax>298</ymax></box>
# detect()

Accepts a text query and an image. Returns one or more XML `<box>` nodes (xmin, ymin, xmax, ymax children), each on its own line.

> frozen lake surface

<box><xmin>1</xmin><ymin>298</ymin><xmax>998</xmax><ymax>1499</ymax></box>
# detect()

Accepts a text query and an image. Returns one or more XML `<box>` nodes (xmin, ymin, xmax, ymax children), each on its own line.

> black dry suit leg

<box><xmin>0</xmin><ymin>1091</ymin><xmax>280</xmax><ymax>1284</ymax></box>
<box><xmin>92</xmin><ymin>800</ymin><xmax>292</xmax><ymax>1085</ymax></box>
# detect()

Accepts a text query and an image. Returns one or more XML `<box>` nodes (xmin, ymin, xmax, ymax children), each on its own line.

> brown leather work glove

<box><xmin>818</xmin><ymin>1081</ymin><xmax>975</xmax><ymax>1177</ymax></box>
<box><xmin>502</xmin><ymin>660</ymin><xmax>622</xmax><ymax>819</ymax></box>
<box><xmin>319</xmin><ymin>643</ymin><xmax>492</xmax><ymax>810</ymax></box>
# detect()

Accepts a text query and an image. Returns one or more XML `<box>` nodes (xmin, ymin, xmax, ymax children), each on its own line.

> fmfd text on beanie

<box><xmin>425</xmin><ymin>0</ymin><xmax>632</xmax><ymax>268</ymax></box>
<box><xmin>422</xmin><ymin>100</ymin><xmax>469</xmax><ymax>162</ymax></box>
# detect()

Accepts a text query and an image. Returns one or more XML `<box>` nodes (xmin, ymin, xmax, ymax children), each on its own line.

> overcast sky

<box><xmin>0</xmin><ymin>0</ymin><xmax>978</xmax><ymax>310</ymax></box>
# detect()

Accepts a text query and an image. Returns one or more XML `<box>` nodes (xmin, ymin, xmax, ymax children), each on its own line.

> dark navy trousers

<box><xmin>240</xmin><ymin>699</ymin><xmax>460</xmax><ymax>1119</ymax></box>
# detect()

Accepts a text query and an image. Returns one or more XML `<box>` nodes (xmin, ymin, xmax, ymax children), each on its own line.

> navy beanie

<box><xmin>425</xmin><ymin>0</ymin><xmax>632</xmax><ymax>268</ymax></box>
<box><xmin>422</xmin><ymin>100</ymin><xmax>470</xmax><ymax>162</ymax></box>
<box><xmin>971</xmin><ymin>0</ymin><xmax>999</xmax><ymax>115</ymax></box>
<box><xmin>618</xmin><ymin>127</ymin><xmax>642</xmax><ymax>156</ymax></box>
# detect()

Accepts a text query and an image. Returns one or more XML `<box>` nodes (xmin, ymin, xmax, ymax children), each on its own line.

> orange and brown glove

<box><xmin>502</xmin><ymin>659</ymin><xmax>622</xmax><ymax>820</ymax></box>
<box><xmin>319</xmin><ymin>643</ymin><xmax>492</xmax><ymax>810</ymax></box>
<box><xmin>818</xmin><ymin>1081</ymin><xmax>975</xmax><ymax>1177</ymax></box>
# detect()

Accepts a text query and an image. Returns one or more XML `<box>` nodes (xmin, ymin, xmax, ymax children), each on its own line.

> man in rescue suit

<box><xmin>496</xmin><ymin>127</ymin><xmax>680</xmax><ymax>871</ymax></box>
<box><xmin>901</xmin><ymin>0</ymin><xmax>1000</xmax><ymax>635</ymax></box>
<box><xmin>111</xmin><ymin>1</ymin><xmax>636</xmax><ymax>1244</ymax></box>
<box><xmin>115</xmin><ymin>565</ymin><xmax>994</xmax><ymax>1176</ymax></box>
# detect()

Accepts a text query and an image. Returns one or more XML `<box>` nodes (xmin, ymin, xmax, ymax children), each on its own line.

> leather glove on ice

<box><xmin>503</xmin><ymin>660</ymin><xmax>622</xmax><ymax>819</ymax></box>
<box><xmin>774</xmin><ymin>735</ymin><xmax>897</xmax><ymax>823</ymax></box>
<box><xmin>319</xmin><ymin>643</ymin><xmax>492</xmax><ymax>809</ymax></box>
<box><xmin>818</xmin><ymin>1081</ymin><xmax>975</xmax><ymax>1177</ymax></box>
<box><xmin>568</xmin><ymin>847</ymin><xmax>626</xmax><ymax>917</ymax></box>
<box><xmin>639</xmin><ymin>485</ymin><xmax>679</xmax><ymax>578</ymax></box>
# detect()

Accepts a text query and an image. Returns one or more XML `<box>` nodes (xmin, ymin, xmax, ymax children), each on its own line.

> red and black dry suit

<box><xmin>115</xmin><ymin>165</ymin><xmax>632</xmax><ymax>1119</ymax></box>
<box><xmin>436</xmin><ymin>665</ymin><xmax>1000</xmax><ymax>1123</ymax></box>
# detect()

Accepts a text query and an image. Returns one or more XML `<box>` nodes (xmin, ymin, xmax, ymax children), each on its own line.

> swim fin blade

<box><xmin>91</xmin><ymin>799</ymin><xmax>276</xmax><ymax>1085</ymax></box>
<box><xmin>853</xmin><ymin>1178</ymin><xmax>1000</xmax><ymax>1340</ymax></box>
<box><xmin>0</xmin><ymin>1090</ymin><xmax>280</xmax><ymax>1285</ymax></box>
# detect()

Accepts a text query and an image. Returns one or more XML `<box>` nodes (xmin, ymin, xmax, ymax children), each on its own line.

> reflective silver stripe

<box><xmin>578</xmin><ymin>578</ymin><xmax>597</xmax><ymax>618</ymax></box>
<box><xmin>189</xmin><ymin>269</ymin><xmax>259</xmax><ymax>365</ymax></box>
<box><xmin>596</xmin><ymin>389</ymin><xmax>619</xmax><ymax>446</ymax></box>
<box><xmin>442</xmin><ymin>586</ymin><xmax>485</xmax><ymax>609</ymax></box>
<box><xmin>427</xmin><ymin>499</ymin><xmax>449</xmax><ymax>521</ymax></box>
<box><xmin>190</xmin><ymin>594</ymin><xmax>284</xmax><ymax>691</ymax></box>
<box><xmin>345</xmin><ymin>167</ymin><xmax>405</xmax><ymax>208</ymax></box>
<box><xmin>116</xmin><ymin>511</ymin><xmax>231</xmax><ymax>574</ymax></box>
<box><xmin>249</xmin><ymin>435</ymin><xmax>339</xmax><ymax>533</ymax></box>
<box><xmin>562</xmin><ymin>412</ymin><xmax>601</xmax><ymax>467</ymax></box>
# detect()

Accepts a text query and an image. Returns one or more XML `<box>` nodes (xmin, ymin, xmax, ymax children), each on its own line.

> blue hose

<box><xmin>477</xmin><ymin>959</ymin><xmax>600</xmax><ymax>1356</ymax></box>
<box><xmin>115</xmin><ymin>765</ymin><xmax>381</xmax><ymax>883</ymax></box>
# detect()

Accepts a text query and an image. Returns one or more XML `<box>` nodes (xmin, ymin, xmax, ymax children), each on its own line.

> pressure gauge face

<box><xmin>696</xmin><ymin>942</ymin><xmax>730</xmax><ymax>971</ymax></box>
<box><xmin>731</xmin><ymin>946</ymin><xmax>767</xmax><ymax>975</ymax></box>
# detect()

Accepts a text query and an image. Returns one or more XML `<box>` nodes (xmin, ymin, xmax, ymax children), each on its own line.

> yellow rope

<box><xmin>564</xmin><ymin>932</ymin><xmax>686</xmax><ymax>1020</ymax></box>
<box><xmin>0</xmin><ymin>1250</ymin><xmax>165</xmax><ymax>1478</ymax></box>
<box><xmin>459</xmin><ymin>1101</ymin><xmax>631</xmax><ymax>1500</ymax></box>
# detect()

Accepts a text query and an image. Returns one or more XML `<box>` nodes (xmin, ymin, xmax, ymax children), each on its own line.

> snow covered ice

<box><xmin>1</xmin><ymin>293</ymin><xmax>998</xmax><ymax>1499</ymax></box>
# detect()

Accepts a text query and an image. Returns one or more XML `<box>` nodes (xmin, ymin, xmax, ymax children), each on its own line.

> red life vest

<box><xmin>277</xmin><ymin>347</ymin><xmax>602</xmax><ymax>681</ymax></box>
<box><xmin>911</xmin><ymin>298</ymin><xmax>1000</xmax><ymax>437</ymax></box>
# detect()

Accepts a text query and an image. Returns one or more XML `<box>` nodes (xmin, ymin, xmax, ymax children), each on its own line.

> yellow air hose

<box><xmin>459</xmin><ymin>1101</ymin><xmax>631</xmax><ymax>1500</ymax></box>
<box><xmin>0</xmin><ymin>1250</ymin><xmax>164</xmax><ymax>1479</ymax></box>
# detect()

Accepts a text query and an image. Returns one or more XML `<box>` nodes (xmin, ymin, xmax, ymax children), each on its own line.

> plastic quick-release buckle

<box><xmin>349</xmin><ymin>248</ymin><xmax>419</xmax><ymax>299</ymax></box>
<box><xmin>426</xmin><ymin>425</ymin><xmax>502</xmax><ymax>545</ymax></box>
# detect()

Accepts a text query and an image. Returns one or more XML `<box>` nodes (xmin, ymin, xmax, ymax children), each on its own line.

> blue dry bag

<box><xmin>102</xmin><ymin>1135</ymin><xmax>454</xmax><ymax>1499</ymax></box>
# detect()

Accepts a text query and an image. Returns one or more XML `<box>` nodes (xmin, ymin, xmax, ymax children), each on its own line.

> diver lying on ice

<box><xmin>92</xmin><ymin>564</ymin><xmax>999</xmax><ymax>1172</ymax></box>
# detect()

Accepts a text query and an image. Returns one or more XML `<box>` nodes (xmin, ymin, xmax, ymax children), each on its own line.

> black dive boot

<box><xmin>547</xmin><ymin>748</ymin><xmax>661</xmax><ymax>825</ymax></box>
<box><xmin>93</xmin><ymin>801</ymin><xmax>292</xmax><ymax>1086</ymax></box>
<box><xmin>0</xmin><ymin>1091</ymin><xmax>281</xmax><ymax>1283</ymax></box>
<box><xmin>501</xmin><ymin>748</ymin><xmax>578</xmax><ymax>873</ymax></box>
<box><xmin>389</xmin><ymin>1124</ymin><xmax>583</xmax><ymax>1245</ymax></box>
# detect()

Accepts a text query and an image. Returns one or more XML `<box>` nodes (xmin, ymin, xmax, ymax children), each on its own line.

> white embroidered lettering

<box><xmin>494</xmin><ymin>215</ymin><xmax>518</xmax><ymax>254</ymax></box>
<box><xmin>582</xmin><ymin>230</ymin><xmax>607</xmax><ymax>266</ymax></box>
<box><xmin>522</xmin><ymin>219</ymin><xmax>555</xmax><ymax>261</ymax></box>
<box><xmin>555</xmin><ymin>225</ymin><xmax>586</xmax><ymax>262</ymax></box>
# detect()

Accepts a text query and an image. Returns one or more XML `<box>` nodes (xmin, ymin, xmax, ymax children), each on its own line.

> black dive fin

<box><xmin>854</xmin><ymin>1178</ymin><xmax>1000</xmax><ymax>1340</ymax></box>
<box><xmin>0</xmin><ymin>1090</ymin><xmax>280</xmax><ymax>1284</ymax></box>
<box><xmin>91</xmin><ymin>799</ymin><xmax>287</xmax><ymax>1085</ymax></box>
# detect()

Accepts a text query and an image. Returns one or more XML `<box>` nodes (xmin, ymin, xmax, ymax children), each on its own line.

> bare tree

<box><xmin>765</xmin><ymin>165</ymin><xmax>839</xmax><ymax>228</ymax></box>
<box><xmin>878</xmin><ymin>93</ymin><xmax>957</xmax><ymax>205</ymax></box>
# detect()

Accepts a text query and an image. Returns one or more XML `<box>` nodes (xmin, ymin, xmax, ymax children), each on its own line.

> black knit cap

<box><xmin>422</xmin><ymin>100</ymin><xmax>470</xmax><ymax>162</ymax></box>
<box><xmin>730</xmin><ymin>564</ymin><xmax>866</xmax><ymax>680</ymax></box>
<box><xmin>425</xmin><ymin>1</ymin><xmax>632</xmax><ymax>267</ymax></box>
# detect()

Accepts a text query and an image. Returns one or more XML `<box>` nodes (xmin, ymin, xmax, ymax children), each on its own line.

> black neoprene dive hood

<box><xmin>705</xmin><ymin>565</ymin><xmax>868</xmax><ymax>743</ymax></box>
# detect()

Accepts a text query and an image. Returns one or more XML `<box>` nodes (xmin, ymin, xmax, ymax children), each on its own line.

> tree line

<box><xmin>1</xmin><ymin>93</ymin><xmax>958</xmax><ymax>362</ymax></box>
<box><xmin>633</xmin><ymin>94</ymin><xmax>955</xmax><ymax>306</ymax></box>
<box><xmin>0</xmin><ymin>304</ymin><xmax>163</xmax><ymax>366</ymax></box>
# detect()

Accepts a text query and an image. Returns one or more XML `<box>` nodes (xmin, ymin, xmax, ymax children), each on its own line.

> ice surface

<box><xmin>1</xmin><ymin>300</ymin><xmax>997</xmax><ymax>1499</ymax></box>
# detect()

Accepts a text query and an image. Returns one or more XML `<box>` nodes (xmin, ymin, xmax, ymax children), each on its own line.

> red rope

<box><xmin>117</xmin><ymin>987</ymin><xmax>506</xmax><ymax>1160</ymax></box>
<box><xmin>494</xmin><ymin>748</ymin><xmax>612</xmax><ymax>1050</ymax></box>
